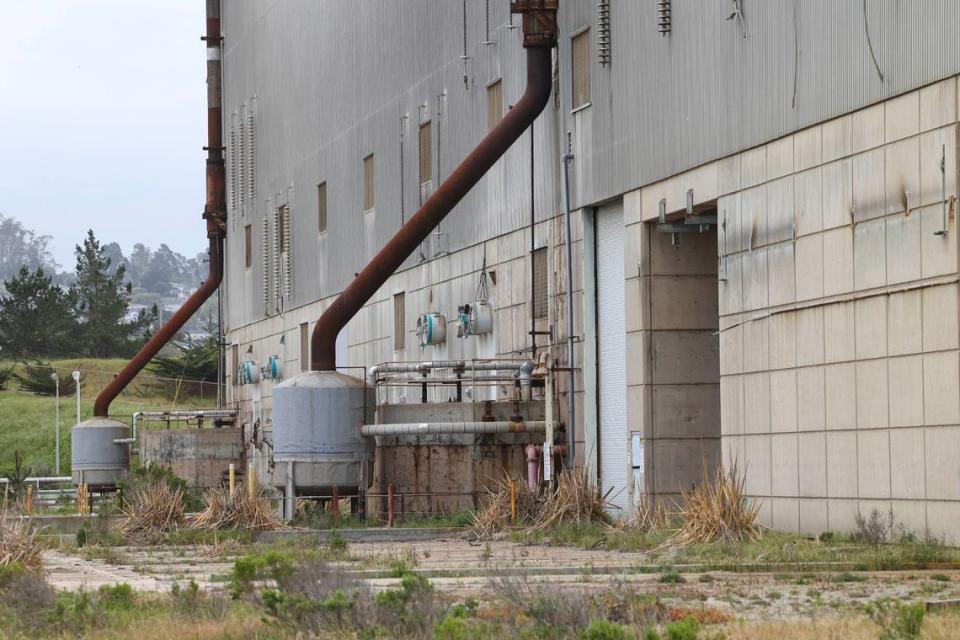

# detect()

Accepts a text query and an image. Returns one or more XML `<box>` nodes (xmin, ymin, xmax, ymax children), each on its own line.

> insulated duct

<box><xmin>310</xmin><ymin>0</ymin><xmax>559</xmax><ymax>372</ymax></box>
<box><xmin>93</xmin><ymin>0</ymin><xmax>227</xmax><ymax>417</ymax></box>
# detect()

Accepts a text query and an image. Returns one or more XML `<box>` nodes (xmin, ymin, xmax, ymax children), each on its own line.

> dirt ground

<box><xmin>47</xmin><ymin>537</ymin><xmax>960</xmax><ymax>625</ymax></box>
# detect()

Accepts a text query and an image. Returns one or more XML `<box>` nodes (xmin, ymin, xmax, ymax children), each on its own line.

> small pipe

<box><xmin>361</xmin><ymin>420</ymin><xmax>547</xmax><ymax>437</ymax></box>
<box><xmin>525</xmin><ymin>443</ymin><xmax>539</xmax><ymax>492</ymax></box>
<box><xmin>368</xmin><ymin>360</ymin><xmax>534</xmax><ymax>383</ymax></box>
<box><xmin>285</xmin><ymin>461</ymin><xmax>295</xmax><ymax>522</ymax></box>
<box><xmin>310</xmin><ymin>4</ymin><xmax>557</xmax><ymax>372</ymax></box>
<box><xmin>228</xmin><ymin>463</ymin><xmax>235</xmax><ymax>494</ymax></box>
<box><xmin>561</xmin><ymin>148</ymin><xmax>576</xmax><ymax>468</ymax></box>
<box><xmin>387</xmin><ymin>483</ymin><xmax>394</xmax><ymax>527</ymax></box>
<box><xmin>332</xmin><ymin>485</ymin><xmax>340</xmax><ymax>526</ymax></box>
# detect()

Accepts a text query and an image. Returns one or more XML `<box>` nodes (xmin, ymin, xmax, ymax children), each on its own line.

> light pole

<box><xmin>72</xmin><ymin>370</ymin><xmax>81</xmax><ymax>427</ymax></box>
<box><xmin>50</xmin><ymin>372</ymin><xmax>60</xmax><ymax>476</ymax></box>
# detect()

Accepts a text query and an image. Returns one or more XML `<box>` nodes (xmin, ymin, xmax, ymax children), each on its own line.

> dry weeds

<box><xmin>0</xmin><ymin>517</ymin><xmax>44</xmax><ymax>570</ymax></box>
<box><xmin>190</xmin><ymin>486</ymin><xmax>284</xmax><ymax>532</ymax></box>
<box><xmin>120</xmin><ymin>482</ymin><xmax>186</xmax><ymax>541</ymax></box>
<box><xmin>665</xmin><ymin>461</ymin><xmax>761</xmax><ymax>547</ymax></box>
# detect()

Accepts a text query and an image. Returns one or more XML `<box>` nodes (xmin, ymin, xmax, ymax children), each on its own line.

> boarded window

<box><xmin>317</xmin><ymin>182</ymin><xmax>327</xmax><ymax>233</ymax></box>
<box><xmin>299</xmin><ymin>322</ymin><xmax>310</xmax><ymax>372</ymax></box>
<box><xmin>363</xmin><ymin>153</ymin><xmax>375</xmax><ymax>211</ymax></box>
<box><xmin>244</xmin><ymin>224</ymin><xmax>252</xmax><ymax>269</ymax></box>
<box><xmin>419</xmin><ymin>122</ymin><xmax>432</xmax><ymax>185</ymax></box>
<box><xmin>231</xmin><ymin>343</ymin><xmax>239</xmax><ymax>386</ymax></box>
<box><xmin>487</xmin><ymin>79</ymin><xmax>503</xmax><ymax>130</ymax></box>
<box><xmin>572</xmin><ymin>29</ymin><xmax>591</xmax><ymax>109</ymax></box>
<box><xmin>533</xmin><ymin>247</ymin><xmax>548</xmax><ymax>319</ymax></box>
<box><xmin>393</xmin><ymin>292</ymin><xmax>406</xmax><ymax>351</ymax></box>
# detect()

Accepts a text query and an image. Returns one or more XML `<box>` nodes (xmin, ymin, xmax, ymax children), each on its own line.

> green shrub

<box><xmin>867</xmin><ymin>601</ymin><xmax>925</xmax><ymax>640</ymax></box>
<box><xmin>580</xmin><ymin>619</ymin><xmax>629</xmax><ymax>640</ymax></box>
<box><xmin>119</xmin><ymin>463</ymin><xmax>204</xmax><ymax>512</ymax></box>
<box><xmin>659</xmin><ymin>569</ymin><xmax>686</xmax><ymax>584</ymax></box>
<box><xmin>229</xmin><ymin>550</ymin><xmax>295</xmax><ymax>598</ymax></box>
<box><xmin>97</xmin><ymin>583</ymin><xmax>135</xmax><ymax>610</ymax></box>
<box><xmin>665</xmin><ymin>615</ymin><xmax>701</xmax><ymax>640</ymax></box>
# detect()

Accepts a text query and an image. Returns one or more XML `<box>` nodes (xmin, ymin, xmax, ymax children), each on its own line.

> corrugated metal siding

<box><xmin>222</xmin><ymin>0</ymin><xmax>960</xmax><ymax>331</ymax></box>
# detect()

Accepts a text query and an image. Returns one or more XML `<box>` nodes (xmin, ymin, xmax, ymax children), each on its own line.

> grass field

<box><xmin>0</xmin><ymin>359</ymin><xmax>217</xmax><ymax>477</ymax></box>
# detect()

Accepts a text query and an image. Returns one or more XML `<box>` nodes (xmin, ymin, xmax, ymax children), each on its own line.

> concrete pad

<box><xmin>885</xmin><ymin>90</ymin><xmax>920</xmax><ymax>143</ymax></box>
<box><xmin>890</xmin><ymin>500</ymin><xmax>927</xmax><ymax>538</ymax></box>
<box><xmin>720</xmin><ymin>374</ymin><xmax>744</xmax><ymax>436</ymax></box>
<box><xmin>650</xmin><ymin>276</ymin><xmax>718</xmax><ymax>330</ymax></box>
<box><xmin>888</xmin><ymin>355</ymin><xmax>924</xmax><ymax>428</ymax></box>
<box><xmin>922</xmin><ymin>351</ymin><xmax>960</xmax><ymax>425</ymax></box>
<box><xmin>856</xmin><ymin>359</ymin><xmax>889</xmax><ymax>429</ymax></box>
<box><xmin>795</xmin><ymin>234</ymin><xmax>824</xmax><ymax>301</ymax></box>
<box><xmin>768</xmin><ymin>311</ymin><xmax>797</xmax><ymax>369</ymax></box>
<box><xmin>797</xmin><ymin>366</ymin><xmax>826</xmax><ymax>431</ymax></box>
<box><xmin>822</xmin><ymin>158</ymin><xmax>853</xmax><ymax>229</ymax></box>
<box><xmin>852</xmin><ymin>103</ymin><xmax>885</xmax><ymax>153</ymax></box>
<box><xmin>796</xmin><ymin>306</ymin><xmax>825</xmax><ymax>366</ymax></box>
<box><xmin>651</xmin><ymin>331</ymin><xmax>718</xmax><ymax>385</ymax></box>
<box><xmin>625</xmin><ymin>331</ymin><xmax>651</xmax><ymax>386</ymax></box>
<box><xmin>825</xmin><ymin>364</ymin><xmax>856</xmax><ymax>430</ymax></box>
<box><xmin>741</xmin><ymin>185</ymin><xmax>767</xmax><ymax>249</ymax></box>
<box><xmin>771</xmin><ymin>433</ymin><xmax>799</xmax><ymax>497</ymax></box>
<box><xmin>768</xmin><ymin>241</ymin><xmax>796</xmax><ymax>306</ymax></box>
<box><xmin>855</xmin><ymin>295</ymin><xmax>888</xmax><ymax>359</ymax></box>
<box><xmin>887</xmin><ymin>290</ymin><xmax>923</xmax><ymax>356</ymax></box>
<box><xmin>885</xmin><ymin>212</ymin><xmax>922</xmax><ymax>285</ymax></box>
<box><xmin>743</xmin><ymin>372</ymin><xmax>771</xmax><ymax>434</ymax></box>
<box><xmin>795</xmin><ymin>126</ymin><xmax>823</xmax><ymax>172</ymax></box>
<box><xmin>719</xmin><ymin>252</ymin><xmax>743</xmax><ymax>315</ymax></box>
<box><xmin>822</xmin><ymin>226</ymin><xmax>854</xmax><ymax>296</ymax></box>
<box><xmin>741</xmin><ymin>145</ymin><xmax>767</xmax><ymax>189</ymax></box>
<box><xmin>768</xmin><ymin>177</ymin><xmax>795</xmax><ymax>244</ymax></box>
<box><xmin>651</xmin><ymin>384</ymin><xmax>720</xmax><ymax>439</ymax></box>
<box><xmin>890</xmin><ymin>428</ymin><xmax>925</xmax><ymax>499</ymax></box>
<box><xmin>824</xmin><ymin>301</ymin><xmax>855</xmax><ymax>363</ymax></box>
<box><xmin>651</xmin><ymin>226</ymin><xmax>718</xmax><ymax>275</ymax></box>
<box><xmin>925</xmin><ymin>425</ymin><xmax>960</xmax><ymax>500</ymax></box>
<box><xmin>823</xmin><ymin>114</ymin><xmax>853</xmax><ymax>163</ymax></box>
<box><xmin>798</xmin><ymin>432</ymin><xmax>827</xmax><ymax>497</ymax></box>
<box><xmin>922</xmin><ymin>283</ymin><xmax>959</xmax><ymax>352</ymax></box>
<box><xmin>920</xmin><ymin>204</ymin><xmax>958</xmax><ymax>278</ymax></box>
<box><xmin>767</xmin><ymin>135</ymin><xmax>794</xmax><ymax>180</ymax></box>
<box><xmin>742</xmin><ymin>315</ymin><xmax>770</xmax><ymax>373</ymax></box>
<box><xmin>720</xmin><ymin>321</ymin><xmax>743</xmax><ymax>375</ymax></box>
<box><xmin>857</xmin><ymin>430</ymin><xmax>891</xmax><ymax>499</ymax></box>
<box><xmin>826</xmin><ymin>431</ymin><xmax>858</xmax><ymax>498</ymax></box>
<box><xmin>885</xmin><ymin>137</ymin><xmax>920</xmax><ymax>215</ymax></box>
<box><xmin>769</xmin><ymin>369</ymin><xmax>798</xmax><ymax>433</ymax></box>
<box><xmin>919</xmin><ymin>126</ymin><xmax>957</xmax><ymax>207</ymax></box>
<box><xmin>652</xmin><ymin>439</ymin><xmax>719</xmax><ymax>494</ymax></box>
<box><xmin>627</xmin><ymin>384</ymin><xmax>651</xmax><ymax>438</ymax></box>
<box><xmin>798</xmin><ymin>498</ymin><xmax>829</xmax><ymax>536</ymax></box>
<box><xmin>771</xmin><ymin>497</ymin><xmax>800</xmax><ymax>534</ymax></box>
<box><xmin>919</xmin><ymin>78</ymin><xmax>956</xmax><ymax>132</ymax></box>
<box><xmin>927</xmin><ymin>501</ymin><xmax>960</xmax><ymax>545</ymax></box>
<box><xmin>827</xmin><ymin>498</ymin><xmax>859</xmax><ymax>533</ymax></box>
<box><xmin>853</xmin><ymin>217</ymin><xmax>887</xmax><ymax>290</ymax></box>
<box><xmin>744</xmin><ymin>434</ymin><xmax>772</xmax><ymax>496</ymax></box>
<box><xmin>852</xmin><ymin>148</ymin><xmax>886</xmax><ymax>222</ymax></box>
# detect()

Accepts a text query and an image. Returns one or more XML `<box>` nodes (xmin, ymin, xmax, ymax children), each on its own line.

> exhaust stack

<box><xmin>309</xmin><ymin>0</ymin><xmax>558</xmax><ymax>372</ymax></box>
<box><xmin>72</xmin><ymin>0</ymin><xmax>227</xmax><ymax>487</ymax></box>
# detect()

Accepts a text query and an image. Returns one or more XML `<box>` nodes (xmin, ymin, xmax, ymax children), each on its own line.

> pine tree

<box><xmin>73</xmin><ymin>230</ymin><xmax>157</xmax><ymax>358</ymax></box>
<box><xmin>0</xmin><ymin>266</ymin><xmax>78</xmax><ymax>358</ymax></box>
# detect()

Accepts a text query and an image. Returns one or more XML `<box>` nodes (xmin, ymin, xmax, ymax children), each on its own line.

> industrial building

<box><xmin>72</xmin><ymin>1</ymin><xmax>960</xmax><ymax>543</ymax></box>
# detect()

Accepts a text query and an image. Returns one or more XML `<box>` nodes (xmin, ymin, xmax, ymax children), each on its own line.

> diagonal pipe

<box><xmin>94</xmin><ymin>0</ymin><xmax>227</xmax><ymax>417</ymax></box>
<box><xmin>311</xmin><ymin>1</ymin><xmax>558</xmax><ymax>371</ymax></box>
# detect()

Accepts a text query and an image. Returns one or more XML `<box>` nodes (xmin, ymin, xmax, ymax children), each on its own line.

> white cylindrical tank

<box><xmin>71</xmin><ymin>417</ymin><xmax>130</xmax><ymax>488</ymax></box>
<box><xmin>271</xmin><ymin>370</ymin><xmax>374</xmax><ymax>492</ymax></box>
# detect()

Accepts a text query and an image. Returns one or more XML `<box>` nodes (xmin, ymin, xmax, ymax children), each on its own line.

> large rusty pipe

<box><xmin>311</xmin><ymin>14</ymin><xmax>555</xmax><ymax>371</ymax></box>
<box><xmin>94</xmin><ymin>0</ymin><xmax>226</xmax><ymax>417</ymax></box>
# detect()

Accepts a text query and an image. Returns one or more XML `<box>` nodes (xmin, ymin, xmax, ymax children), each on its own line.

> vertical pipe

<box><xmin>285</xmin><ymin>462</ymin><xmax>295</xmax><ymax>521</ymax></box>
<box><xmin>228</xmin><ymin>463</ymin><xmax>235</xmax><ymax>494</ymax></box>
<box><xmin>332</xmin><ymin>485</ymin><xmax>340</xmax><ymax>526</ymax></box>
<box><xmin>387</xmin><ymin>483</ymin><xmax>394</xmax><ymax>527</ymax></box>
<box><xmin>530</xmin><ymin>124</ymin><xmax>537</xmax><ymax>358</ymax></box>
<box><xmin>54</xmin><ymin>379</ymin><xmax>60</xmax><ymax>476</ymax></box>
<box><xmin>562</xmin><ymin>150</ymin><xmax>576</xmax><ymax>468</ymax></box>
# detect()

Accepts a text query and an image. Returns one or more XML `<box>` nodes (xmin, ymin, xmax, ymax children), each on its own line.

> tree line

<box><xmin>0</xmin><ymin>230</ymin><xmax>157</xmax><ymax>360</ymax></box>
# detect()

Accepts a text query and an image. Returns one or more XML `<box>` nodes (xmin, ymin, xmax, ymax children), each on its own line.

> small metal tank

<box><xmin>272</xmin><ymin>370</ymin><xmax>374</xmax><ymax>493</ymax></box>
<box><xmin>71</xmin><ymin>417</ymin><xmax>130</xmax><ymax>488</ymax></box>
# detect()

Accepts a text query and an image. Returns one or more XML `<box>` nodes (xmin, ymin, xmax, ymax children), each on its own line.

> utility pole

<box><xmin>72</xmin><ymin>370</ymin><xmax>81</xmax><ymax>426</ymax></box>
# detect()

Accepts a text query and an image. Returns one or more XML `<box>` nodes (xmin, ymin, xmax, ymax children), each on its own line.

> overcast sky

<box><xmin>0</xmin><ymin>0</ymin><xmax>207</xmax><ymax>269</ymax></box>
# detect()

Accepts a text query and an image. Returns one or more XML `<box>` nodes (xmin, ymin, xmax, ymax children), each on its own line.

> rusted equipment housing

<box><xmin>310</xmin><ymin>0</ymin><xmax>559</xmax><ymax>372</ymax></box>
<box><xmin>93</xmin><ymin>0</ymin><xmax>227</xmax><ymax>418</ymax></box>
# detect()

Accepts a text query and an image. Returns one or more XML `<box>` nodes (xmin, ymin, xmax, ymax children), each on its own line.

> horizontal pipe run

<box><xmin>361</xmin><ymin>421</ymin><xmax>547</xmax><ymax>437</ymax></box>
<box><xmin>369</xmin><ymin>360</ymin><xmax>534</xmax><ymax>381</ymax></box>
<box><xmin>136</xmin><ymin>410</ymin><xmax>238</xmax><ymax>420</ymax></box>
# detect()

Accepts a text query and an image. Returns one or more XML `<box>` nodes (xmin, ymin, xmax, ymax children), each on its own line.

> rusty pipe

<box><xmin>94</xmin><ymin>0</ymin><xmax>226</xmax><ymax>417</ymax></box>
<box><xmin>311</xmin><ymin>3</ymin><xmax>557</xmax><ymax>371</ymax></box>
